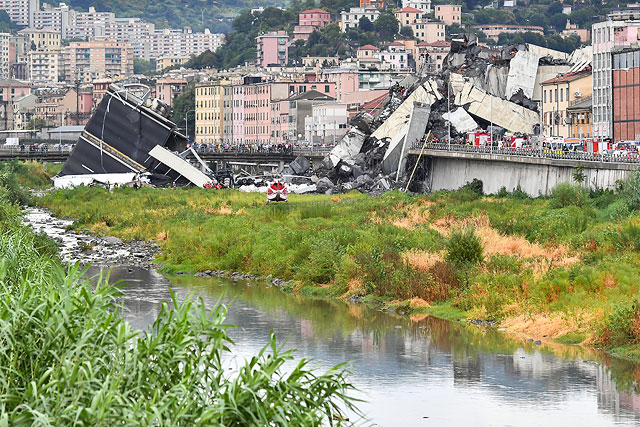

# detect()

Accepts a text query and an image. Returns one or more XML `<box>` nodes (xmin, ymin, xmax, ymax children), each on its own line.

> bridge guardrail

<box><xmin>410</xmin><ymin>142</ymin><xmax>640</xmax><ymax>164</ymax></box>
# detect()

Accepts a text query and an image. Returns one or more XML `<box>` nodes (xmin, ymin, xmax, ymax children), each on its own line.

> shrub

<box><xmin>461</xmin><ymin>178</ymin><xmax>483</xmax><ymax>196</ymax></box>
<box><xmin>605</xmin><ymin>199</ymin><xmax>631</xmax><ymax>221</ymax></box>
<box><xmin>572</xmin><ymin>164</ymin><xmax>585</xmax><ymax>184</ymax></box>
<box><xmin>618</xmin><ymin>170</ymin><xmax>640</xmax><ymax>211</ymax></box>
<box><xmin>600</xmin><ymin>300</ymin><xmax>640</xmax><ymax>347</ymax></box>
<box><xmin>445</xmin><ymin>227</ymin><xmax>484</xmax><ymax>266</ymax></box>
<box><xmin>549</xmin><ymin>182</ymin><xmax>590</xmax><ymax>208</ymax></box>
<box><xmin>612</xmin><ymin>223</ymin><xmax>640</xmax><ymax>251</ymax></box>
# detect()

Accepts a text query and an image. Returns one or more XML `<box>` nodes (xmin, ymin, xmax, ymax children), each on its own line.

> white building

<box><xmin>28</xmin><ymin>49</ymin><xmax>59</xmax><ymax>83</ymax></box>
<box><xmin>304</xmin><ymin>102</ymin><xmax>348</xmax><ymax>145</ymax></box>
<box><xmin>32</xmin><ymin>3</ymin><xmax>225</xmax><ymax>60</ymax></box>
<box><xmin>402</xmin><ymin>0</ymin><xmax>431</xmax><ymax>14</ymax></box>
<box><xmin>592</xmin><ymin>12</ymin><xmax>640</xmax><ymax>138</ymax></box>
<box><xmin>0</xmin><ymin>33</ymin><xmax>10</xmax><ymax>78</ymax></box>
<box><xmin>340</xmin><ymin>7</ymin><xmax>380</xmax><ymax>32</ymax></box>
<box><xmin>0</xmin><ymin>0</ymin><xmax>39</xmax><ymax>27</ymax></box>
<box><xmin>379</xmin><ymin>42</ymin><xmax>410</xmax><ymax>70</ymax></box>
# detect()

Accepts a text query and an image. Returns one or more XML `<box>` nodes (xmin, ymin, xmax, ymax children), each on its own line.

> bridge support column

<box><xmin>279</xmin><ymin>160</ymin><xmax>284</xmax><ymax>173</ymax></box>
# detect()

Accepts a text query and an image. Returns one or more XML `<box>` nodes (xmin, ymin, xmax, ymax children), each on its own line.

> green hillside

<box><xmin>49</xmin><ymin>0</ymin><xmax>290</xmax><ymax>33</ymax></box>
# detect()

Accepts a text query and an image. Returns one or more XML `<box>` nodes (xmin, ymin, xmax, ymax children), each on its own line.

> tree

<box><xmin>399</xmin><ymin>25</ymin><xmax>414</xmax><ymax>39</ymax></box>
<box><xmin>550</xmin><ymin>13</ymin><xmax>568</xmax><ymax>30</ymax></box>
<box><xmin>374</xmin><ymin>12</ymin><xmax>399</xmax><ymax>41</ymax></box>
<box><xmin>133</xmin><ymin>57</ymin><xmax>156</xmax><ymax>74</ymax></box>
<box><xmin>172</xmin><ymin>85</ymin><xmax>195</xmax><ymax>141</ymax></box>
<box><xmin>547</xmin><ymin>1</ymin><xmax>564</xmax><ymax>15</ymax></box>
<box><xmin>359</xmin><ymin>16</ymin><xmax>374</xmax><ymax>32</ymax></box>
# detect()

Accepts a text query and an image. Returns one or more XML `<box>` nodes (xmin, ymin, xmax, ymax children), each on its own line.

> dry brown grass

<box><xmin>429</xmin><ymin>215</ymin><xmax>580</xmax><ymax>275</ymax></box>
<box><xmin>402</xmin><ymin>250</ymin><xmax>444</xmax><ymax>271</ymax></box>
<box><xmin>500</xmin><ymin>309</ymin><xmax>600</xmax><ymax>342</ymax></box>
<box><xmin>156</xmin><ymin>231</ymin><xmax>168</xmax><ymax>241</ymax></box>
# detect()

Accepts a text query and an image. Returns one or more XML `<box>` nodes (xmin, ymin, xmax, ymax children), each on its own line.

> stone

<box><xmin>316</xmin><ymin>177</ymin><xmax>335</xmax><ymax>193</ymax></box>
<box><xmin>103</xmin><ymin>236</ymin><xmax>123</xmax><ymax>246</ymax></box>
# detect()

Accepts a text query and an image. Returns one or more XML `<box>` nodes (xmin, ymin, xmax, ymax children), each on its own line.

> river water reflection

<box><xmin>91</xmin><ymin>265</ymin><xmax>640</xmax><ymax>426</ymax></box>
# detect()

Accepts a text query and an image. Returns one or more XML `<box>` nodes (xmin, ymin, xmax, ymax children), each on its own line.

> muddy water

<box><xmin>87</xmin><ymin>265</ymin><xmax>640</xmax><ymax>427</ymax></box>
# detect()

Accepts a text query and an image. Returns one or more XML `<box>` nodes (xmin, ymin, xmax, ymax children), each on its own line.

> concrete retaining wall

<box><xmin>428</xmin><ymin>156</ymin><xmax>636</xmax><ymax>196</ymax></box>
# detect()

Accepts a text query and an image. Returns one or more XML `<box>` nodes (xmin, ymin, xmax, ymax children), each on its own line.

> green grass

<box><xmin>554</xmin><ymin>332</ymin><xmax>587</xmax><ymax>345</ymax></box>
<box><xmin>35</xmin><ymin>171</ymin><xmax>640</xmax><ymax>354</ymax></box>
<box><xmin>0</xmin><ymin>168</ymin><xmax>361</xmax><ymax>425</ymax></box>
<box><xmin>606</xmin><ymin>344</ymin><xmax>640</xmax><ymax>362</ymax></box>
<box><xmin>421</xmin><ymin>302</ymin><xmax>469</xmax><ymax>322</ymax></box>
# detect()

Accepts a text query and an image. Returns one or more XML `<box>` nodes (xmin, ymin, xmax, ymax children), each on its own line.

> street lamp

<box><xmin>184</xmin><ymin>109</ymin><xmax>196</xmax><ymax>144</ymax></box>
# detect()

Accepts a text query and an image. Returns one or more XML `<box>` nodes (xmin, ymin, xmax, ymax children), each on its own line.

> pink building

<box><xmin>394</xmin><ymin>7</ymin><xmax>423</xmax><ymax>26</ymax></box>
<box><xmin>271</xmin><ymin>99</ymin><xmax>292</xmax><ymax>143</ymax></box>
<box><xmin>299</xmin><ymin>9</ymin><xmax>331</xmax><ymax>28</ymax></box>
<box><xmin>434</xmin><ymin>4</ymin><xmax>461</xmax><ymax>26</ymax></box>
<box><xmin>0</xmin><ymin>80</ymin><xmax>31</xmax><ymax>102</ymax></box>
<box><xmin>293</xmin><ymin>25</ymin><xmax>315</xmax><ymax>41</ymax></box>
<box><xmin>232</xmin><ymin>85</ymin><xmax>244</xmax><ymax>145</ymax></box>
<box><xmin>256</xmin><ymin>30</ymin><xmax>289</xmax><ymax>67</ymax></box>
<box><xmin>155</xmin><ymin>77</ymin><xmax>187</xmax><ymax>107</ymax></box>
<box><xmin>357</xmin><ymin>44</ymin><xmax>380</xmax><ymax>59</ymax></box>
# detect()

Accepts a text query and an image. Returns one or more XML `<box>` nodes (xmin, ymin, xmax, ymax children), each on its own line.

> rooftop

<box><xmin>417</xmin><ymin>40</ymin><xmax>451</xmax><ymax>47</ymax></box>
<box><xmin>301</xmin><ymin>8</ymin><xmax>330</xmax><ymax>14</ymax></box>
<box><xmin>358</xmin><ymin>44</ymin><xmax>380</xmax><ymax>50</ymax></box>
<box><xmin>541</xmin><ymin>67</ymin><xmax>592</xmax><ymax>85</ymax></box>
<box><xmin>394</xmin><ymin>7</ymin><xmax>423</xmax><ymax>13</ymax></box>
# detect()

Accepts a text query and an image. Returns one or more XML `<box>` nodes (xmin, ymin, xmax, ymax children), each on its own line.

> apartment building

<box><xmin>593</xmin><ymin>12</ymin><xmax>640</xmax><ymax>139</ymax></box>
<box><xmin>19</xmin><ymin>27</ymin><xmax>61</xmax><ymax>50</ymax></box>
<box><xmin>154</xmin><ymin>77</ymin><xmax>187</xmax><ymax>107</ymax></box>
<box><xmin>62</xmin><ymin>39</ymin><xmax>134</xmax><ymax>82</ymax></box>
<box><xmin>232</xmin><ymin>85</ymin><xmax>244</xmax><ymax>145</ymax></box>
<box><xmin>222</xmin><ymin>85</ymin><xmax>234</xmax><ymax>145</ymax></box>
<box><xmin>195</xmin><ymin>82</ymin><xmax>224</xmax><ymax>145</ymax></box>
<box><xmin>340</xmin><ymin>7</ymin><xmax>381</xmax><ymax>31</ymax></box>
<box><xmin>28</xmin><ymin>49</ymin><xmax>60</xmax><ymax>83</ymax></box>
<box><xmin>394</xmin><ymin>7</ymin><xmax>423</xmax><ymax>26</ymax></box>
<box><xmin>156</xmin><ymin>56</ymin><xmax>190</xmax><ymax>72</ymax></box>
<box><xmin>257</xmin><ymin>31</ymin><xmax>289</xmax><ymax>68</ymax></box>
<box><xmin>0</xmin><ymin>0</ymin><xmax>39</xmax><ymax>27</ymax></box>
<box><xmin>472</xmin><ymin>24</ymin><xmax>544</xmax><ymax>41</ymax></box>
<box><xmin>612</xmin><ymin>48</ymin><xmax>640</xmax><ymax>141</ymax></box>
<box><xmin>434</xmin><ymin>4</ymin><xmax>461</xmax><ymax>26</ymax></box>
<box><xmin>401</xmin><ymin>0</ymin><xmax>431</xmax><ymax>14</ymax></box>
<box><xmin>411</xmin><ymin>19</ymin><xmax>446</xmax><ymax>43</ymax></box>
<box><xmin>0</xmin><ymin>79</ymin><xmax>30</xmax><ymax>101</ymax></box>
<box><xmin>143</xmin><ymin>28</ymin><xmax>224</xmax><ymax>61</ymax></box>
<box><xmin>360</xmin><ymin>0</ymin><xmax>385</xmax><ymax>9</ymax></box>
<box><xmin>305</xmin><ymin>102</ymin><xmax>348</xmax><ymax>145</ymax></box>
<box><xmin>541</xmin><ymin>68</ymin><xmax>592</xmax><ymax>138</ymax></box>
<box><xmin>298</xmin><ymin>9</ymin><xmax>331</xmax><ymax>27</ymax></box>
<box><xmin>0</xmin><ymin>33</ymin><xmax>10</xmax><ymax>78</ymax></box>
<box><xmin>417</xmin><ymin>40</ymin><xmax>450</xmax><ymax>72</ymax></box>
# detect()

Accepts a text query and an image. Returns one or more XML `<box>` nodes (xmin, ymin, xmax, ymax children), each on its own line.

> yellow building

<box><xmin>18</xmin><ymin>28</ymin><xmax>61</xmax><ymax>50</ymax></box>
<box><xmin>155</xmin><ymin>56</ymin><xmax>190</xmax><ymax>72</ymax></box>
<box><xmin>195</xmin><ymin>82</ymin><xmax>224</xmax><ymax>145</ymax></box>
<box><xmin>541</xmin><ymin>68</ymin><xmax>592</xmax><ymax>138</ymax></box>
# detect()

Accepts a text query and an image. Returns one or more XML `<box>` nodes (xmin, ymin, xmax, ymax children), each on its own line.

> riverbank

<box><xmin>36</xmin><ymin>175</ymin><xmax>640</xmax><ymax>359</ymax></box>
<box><xmin>0</xmin><ymin>161</ymin><xmax>359</xmax><ymax>424</ymax></box>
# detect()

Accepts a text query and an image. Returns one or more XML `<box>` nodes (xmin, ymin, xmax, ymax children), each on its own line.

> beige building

<box><xmin>18</xmin><ymin>28</ymin><xmax>61</xmax><ymax>50</ymax></box>
<box><xmin>62</xmin><ymin>38</ymin><xmax>133</xmax><ymax>82</ymax></box>
<box><xmin>155</xmin><ymin>56</ymin><xmax>190</xmax><ymax>72</ymax></box>
<box><xmin>434</xmin><ymin>4</ymin><xmax>461</xmax><ymax>26</ymax></box>
<box><xmin>195</xmin><ymin>82</ymin><xmax>224</xmax><ymax>145</ymax></box>
<box><xmin>472</xmin><ymin>24</ymin><xmax>544</xmax><ymax>41</ymax></box>
<box><xmin>411</xmin><ymin>19</ymin><xmax>446</xmax><ymax>43</ymax></box>
<box><xmin>541</xmin><ymin>68</ymin><xmax>592</xmax><ymax>138</ymax></box>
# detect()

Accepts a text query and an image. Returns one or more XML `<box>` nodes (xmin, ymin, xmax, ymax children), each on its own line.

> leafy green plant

<box><xmin>572</xmin><ymin>164</ymin><xmax>586</xmax><ymax>184</ymax></box>
<box><xmin>549</xmin><ymin>182</ymin><xmax>590</xmax><ymax>208</ymax></box>
<box><xmin>445</xmin><ymin>227</ymin><xmax>484</xmax><ymax>266</ymax></box>
<box><xmin>618</xmin><ymin>170</ymin><xmax>640</xmax><ymax>211</ymax></box>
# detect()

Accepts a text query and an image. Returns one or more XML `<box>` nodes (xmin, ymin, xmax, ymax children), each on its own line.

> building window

<box><xmin>560</xmin><ymin>88</ymin><xmax>563</xmax><ymax>102</ymax></box>
<box><xmin>544</xmin><ymin>90</ymin><xmax>546</xmax><ymax>103</ymax></box>
<box><xmin>566</xmin><ymin>87</ymin><xmax>569</xmax><ymax>102</ymax></box>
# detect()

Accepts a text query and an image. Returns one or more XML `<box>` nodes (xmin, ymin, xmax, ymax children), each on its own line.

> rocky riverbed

<box><xmin>23</xmin><ymin>207</ymin><xmax>159</xmax><ymax>268</ymax></box>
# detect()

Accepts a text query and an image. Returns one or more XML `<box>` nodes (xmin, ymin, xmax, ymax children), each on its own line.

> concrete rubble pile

<box><xmin>295</xmin><ymin>33</ymin><xmax>591</xmax><ymax>195</ymax></box>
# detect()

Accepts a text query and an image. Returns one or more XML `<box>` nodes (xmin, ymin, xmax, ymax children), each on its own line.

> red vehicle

<box><xmin>267</xmin><ymin>180</ymin><xmax>288</xmax><ymax>203</ymax></box>
<box><xmin>466</xmin><ymin>131</ymin><xmax>491</xmax><ymax>146</ymax></box>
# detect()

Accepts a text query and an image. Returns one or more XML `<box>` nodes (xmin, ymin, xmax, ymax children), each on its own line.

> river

<box><xmin>89</xmin><ymin>265</ymin><xmax>640</xmax><ymax>426</ymax></box>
